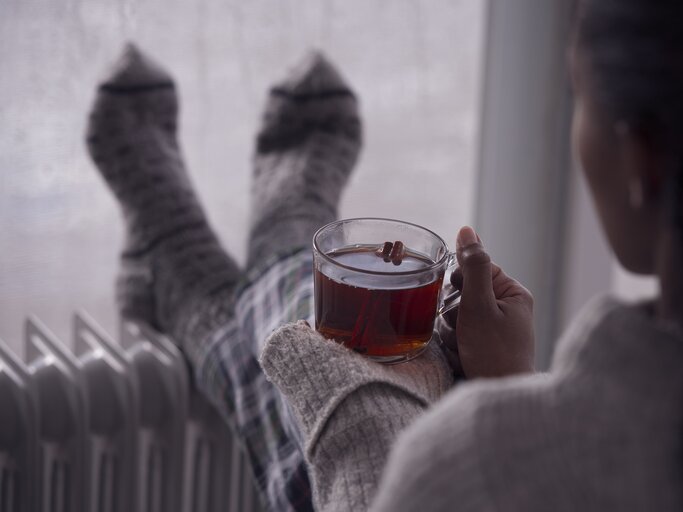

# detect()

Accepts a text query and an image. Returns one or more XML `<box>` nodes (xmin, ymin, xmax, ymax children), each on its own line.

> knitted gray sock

<box><xmin>86</xmin><ymin>44</ymin><xmax>241</xmax><ymax>359</ymax></box>
<box><xmin>247</xmin><ymin>52</ymin><xmax>362</xmax><ymax>269</ymax></box>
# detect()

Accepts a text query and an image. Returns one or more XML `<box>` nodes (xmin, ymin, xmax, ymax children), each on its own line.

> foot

<box><xmin>87</xmin><ymin>44</ymin><xmax>241</xmax><ymax>344</ymax></box>
<box><xmin>247</xmin><ymin>51</ymin><xmax>363</xmax><ymax>268</ymax></box>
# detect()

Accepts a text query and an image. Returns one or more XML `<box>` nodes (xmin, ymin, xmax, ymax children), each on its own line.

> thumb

<box><xmin>456</xmin><ymin>226</ymin><xmax>496</xmax><ymax>310</ymax></box>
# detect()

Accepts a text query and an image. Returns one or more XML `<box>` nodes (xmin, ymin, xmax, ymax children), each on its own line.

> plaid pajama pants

<box><xmin>193</xmin><ymin>247</ymin><xmax>315</xmax><ymax>512</ymax></box>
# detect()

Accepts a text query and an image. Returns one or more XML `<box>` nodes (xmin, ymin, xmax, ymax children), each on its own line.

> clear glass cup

<box><xmin>312</xmin><ymin>217</ymin><xmax>459</xmax><ymax>364</ymax></box>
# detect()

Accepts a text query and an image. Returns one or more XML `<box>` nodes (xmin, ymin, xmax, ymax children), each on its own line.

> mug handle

<box><xmin>437</xmin><ymin>252</ymin><xmax>460</xmax><ymax>316</ymax></box>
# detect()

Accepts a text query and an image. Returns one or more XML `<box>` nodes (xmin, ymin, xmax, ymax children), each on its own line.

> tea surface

<box><xmin>332</xmin><ymin>245</ymin><xmax>432</xmax><ymax>273</ymax></box>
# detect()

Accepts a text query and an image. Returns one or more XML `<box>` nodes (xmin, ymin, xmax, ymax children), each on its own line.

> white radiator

<box><xmin>0</xmin><ymin>312</ymin><xmax>264</xmax><ymax>512</ymax></box>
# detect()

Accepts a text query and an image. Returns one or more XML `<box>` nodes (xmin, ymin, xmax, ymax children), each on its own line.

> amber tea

<box><xmin>313</xmin><ymin>218</ymin><xmax>457</xmax><ymax>363</ymax></box>
<box><xmin>314</xmin><ymin>245</ymin><xmax>442</xmax><ymax>359</ymax></box>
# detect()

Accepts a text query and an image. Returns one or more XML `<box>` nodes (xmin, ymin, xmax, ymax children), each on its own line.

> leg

<box><xmin>224</xmin><ymin>51</ymin><xmax>363</xmax><ymax>508</ymax></box>
<box><xmin>247</xmin><ymin>51</ymin><xmax>362</xmax><ymax>268</ymax></box>
<box><xmin>86</xmin><ymin>45</ymin><xmax>315</xmax><ymax>511</ymax></box>
<box><xmin>86</xmin><ymin>45</ymin><xmax>242</xmax><ymax>366</ymax></box>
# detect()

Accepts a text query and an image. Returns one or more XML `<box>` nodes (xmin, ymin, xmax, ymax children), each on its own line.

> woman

<box><xmin>260</xmin><ymin>0</ymin><xmax>683</xmax><ymax>510</ymax></box>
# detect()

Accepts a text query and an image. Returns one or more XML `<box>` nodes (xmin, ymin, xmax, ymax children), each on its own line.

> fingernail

<box><xmin>457</xmin><ymin>226</ymin><xmax>478</xmax><ymax>249</ymax></box>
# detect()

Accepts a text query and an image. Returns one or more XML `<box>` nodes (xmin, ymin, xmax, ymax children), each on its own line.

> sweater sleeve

<box><xmin>369</xmin><ymin>383</ymin><xmax>494</xmax><ymax>512</ymax></box>
<box><xmin>259</xmin><ymin>321</ymin><xmax>454</xmax><ymax>511</ymax></box>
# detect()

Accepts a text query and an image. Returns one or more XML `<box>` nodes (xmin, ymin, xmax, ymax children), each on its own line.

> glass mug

<box><xmin>312</xmin><ymin>217</ymin><xmax>460</xmax><ymax>364</ymax></box>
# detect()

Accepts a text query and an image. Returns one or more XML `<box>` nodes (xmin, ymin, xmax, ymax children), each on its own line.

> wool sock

<box><xmin>247</xmin><ymin>51</ymin><xmax>362</xmax><ymax>269</ymax></box>
<box><xmin>86</xmin><ymin>44</ymin><xmax>242</xmax><ymax>360</ymax></box>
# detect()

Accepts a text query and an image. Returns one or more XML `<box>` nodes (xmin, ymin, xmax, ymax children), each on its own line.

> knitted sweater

<box><xmin>259</xmin><ymin>297</ymin><xmax>683</xmax><ymax>511</ymax></box>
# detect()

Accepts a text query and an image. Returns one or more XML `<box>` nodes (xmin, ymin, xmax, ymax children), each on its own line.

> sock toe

<box><xmin>100</xmin><ymin>43</ymin><xmax>175</xmax><ymax>91</ymax></box>
<box><xmin>87</xmin><ymin>44</ymin><xmax>178</xmax><ymax>154</ymax></box>
<box><xmin>258</xmin><ymin>51</ymin><xmax>361</xmax><ymax>153</ymax></box>
<box><xmin>274</xmin><ymin>50</ymin><xmax>353</xmax><ymax>96</ymax></box>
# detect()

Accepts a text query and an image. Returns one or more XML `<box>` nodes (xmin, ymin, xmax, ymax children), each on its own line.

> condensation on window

<box><xmin>0</xmin><ymin>0</ymin><xmax>485</xmax><ymax>349</ymax></box>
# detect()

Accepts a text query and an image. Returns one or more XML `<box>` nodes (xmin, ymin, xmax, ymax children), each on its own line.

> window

<box><xmin>0</xmin><ymin>0</ymin><xmax>486</xmax><ymax>349</ymax></box>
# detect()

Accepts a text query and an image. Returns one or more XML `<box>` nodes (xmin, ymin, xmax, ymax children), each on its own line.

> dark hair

<box><xmin>574</xmin><ymin>0</ymin><xmax>683</xmax><ymax>225</ymax></box>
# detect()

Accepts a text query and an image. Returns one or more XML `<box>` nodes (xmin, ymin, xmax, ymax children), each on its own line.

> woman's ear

<box><xmin>614</xmin><ymin>121</ymin><xmax>664</xmax><ymax>209</ymax></box>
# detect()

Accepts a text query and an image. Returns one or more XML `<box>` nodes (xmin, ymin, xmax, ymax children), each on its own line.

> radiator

<box><xmin>0</xmin><ymin>312</ymin><xmax>264</xmax><ymax>512</ymax></box>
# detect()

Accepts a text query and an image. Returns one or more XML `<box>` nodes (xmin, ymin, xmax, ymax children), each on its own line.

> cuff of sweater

<box><xmin>259</xmin><ymin>321</ymin><xmax>453</xmax><ymax>440</ymax></box>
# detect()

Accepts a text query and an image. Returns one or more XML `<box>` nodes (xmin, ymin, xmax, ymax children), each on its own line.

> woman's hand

<box><xmin>441</xmin><ymin>226</ymin><xmax>535</xmax><ymax>378</ymax></box>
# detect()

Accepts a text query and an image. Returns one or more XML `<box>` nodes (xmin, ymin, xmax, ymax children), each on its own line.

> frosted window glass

<box><xmin>0</xmin><ymin>0</ymin><xmax>485</xmax><ymax>348</ymax></box>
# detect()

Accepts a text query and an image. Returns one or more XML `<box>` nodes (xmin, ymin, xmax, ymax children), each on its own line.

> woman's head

<box><xmin>571</xmin><ymin>0</ymin><xmax>683</xmax><ymax>274</ymax></box>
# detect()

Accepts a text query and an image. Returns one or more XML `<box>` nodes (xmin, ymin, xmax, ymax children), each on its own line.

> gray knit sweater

<box><xmin>260</xmin><ymin>297</ymin><xmax>683</xmax><ymax>511</ymax></box>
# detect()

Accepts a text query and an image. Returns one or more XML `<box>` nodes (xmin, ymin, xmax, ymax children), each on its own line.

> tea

<box><xmin>314</xmin><ymin>245</ymin><xmax>442</xmax><ymax>359</ymax></box>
